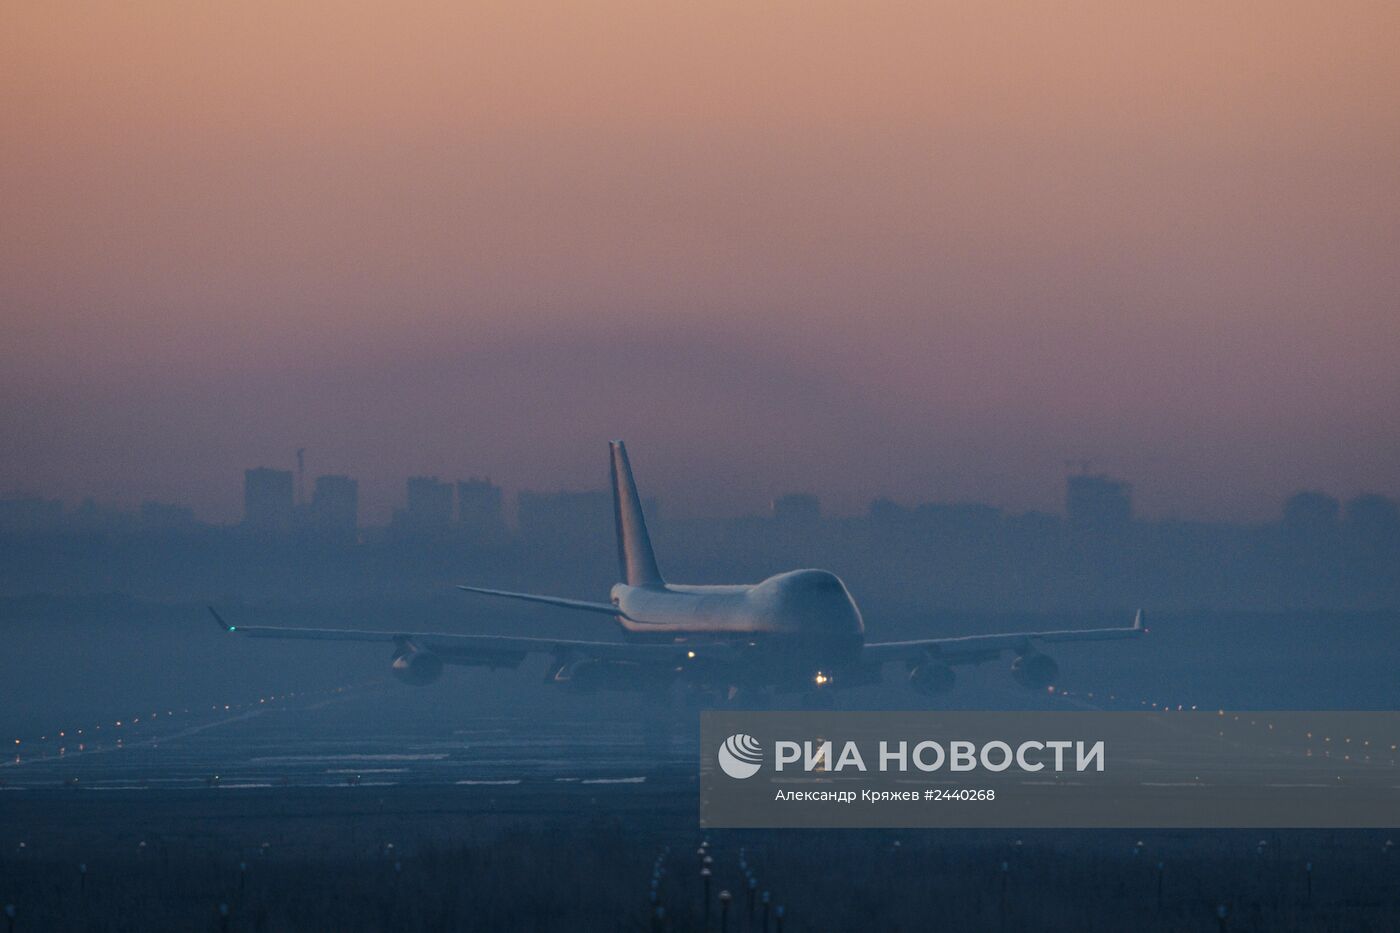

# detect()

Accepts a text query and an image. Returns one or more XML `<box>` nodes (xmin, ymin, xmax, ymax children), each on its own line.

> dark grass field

<box><xmin>4</xmin><ymin>781</ymin><xmax>1400</xmax><ymax>932</ymax></box>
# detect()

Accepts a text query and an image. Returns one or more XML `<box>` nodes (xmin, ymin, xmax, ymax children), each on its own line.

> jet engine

<box><xmin>908</xmin><ymin>661</ymin><xmax>956</xmax><ymax>697</ymax></box>
<box><xmin>391</xmin><ymin>645</ymin><xmax>444</xmax><ymax>686</ymax></box>
<box><xmin>1011</xmin><ymin>652</ymin><xmax>1058</xmax><ymax>690</ymax></box>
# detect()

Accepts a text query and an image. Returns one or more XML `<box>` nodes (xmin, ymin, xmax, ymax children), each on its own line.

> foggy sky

<box><xmin>2</xmin><ymin>1</ymin><xmax>1398</xmax><ymax>523</ymax></box>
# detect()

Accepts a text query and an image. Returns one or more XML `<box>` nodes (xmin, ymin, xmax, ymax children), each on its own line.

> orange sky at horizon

<box><xmin>2</xmin><ymin>1</ymin><xmax>1398</xmax><ymax>522</ymax></box>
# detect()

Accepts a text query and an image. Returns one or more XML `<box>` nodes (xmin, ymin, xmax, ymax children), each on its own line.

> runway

<box><xmin>1</xmin><ymin>683</ymin><xmax>698</xmax><ymax>793</ymax></box>
<box><xmin>5</xmin><ymin>677</ymin><xmax>1400</xmax><ymax>931</ymax></box>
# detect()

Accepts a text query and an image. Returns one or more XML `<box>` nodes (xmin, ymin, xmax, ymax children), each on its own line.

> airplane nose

<box><xmin>781</xmin><ymin>572</ymin><xmax>864</xmax><ymax>637</ymax></box>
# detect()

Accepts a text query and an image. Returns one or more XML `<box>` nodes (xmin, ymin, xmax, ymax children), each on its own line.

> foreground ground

<box><xmin>3</xmin><ymin>782</ymin><xmax>1400</xmax><ymax>931</ymax></box>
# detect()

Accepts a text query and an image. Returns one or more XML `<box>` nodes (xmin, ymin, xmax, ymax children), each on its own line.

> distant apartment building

<box><xmin>1066</xmin><ymin>473</ymin><xmax>1132</xmax><ymax>534</ymax></box>
<box><xmin>397</xmin><ymin>476</ymin><xmax>453</xmax><ymax>533</ymax></box>
<box><xmin>456</xmin><ymin>477</ymin><xmax>504</xmax><ymax>539</ymax></box>
<box><xmin>243</xmin><ymin>468</ymin><xmax>295</xmax><ymax>531</ymax></box>
<box><xmin>310</xmin><ymin>474</ymin><xmax>359</xmax><ymax>537</ymax></box>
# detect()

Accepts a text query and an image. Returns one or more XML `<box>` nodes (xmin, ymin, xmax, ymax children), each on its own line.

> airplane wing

<box><xmin>207</xmin><ymin>607</ymin><xmax>682</xmax><ymax>668</ymax></box>
<box><xmin>862</xmin><ymin>610</ymin><xmax>1146</xmax><ymax>665</ymax></box>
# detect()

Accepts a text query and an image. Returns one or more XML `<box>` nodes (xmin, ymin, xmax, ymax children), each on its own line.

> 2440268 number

<box><xmin>927</xmin><ymin>788</ymin><xmax>996</xmax><ymax>801</ymax></box>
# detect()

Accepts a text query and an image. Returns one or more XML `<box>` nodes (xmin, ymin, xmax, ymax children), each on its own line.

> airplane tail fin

<box><xmin>609</xmin><ymin>441</ymin><xmax>664</xmax><ymax>586</ymax></box>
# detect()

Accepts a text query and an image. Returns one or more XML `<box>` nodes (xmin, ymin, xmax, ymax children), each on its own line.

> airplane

<box><xmin>210</xmin><ymin>441</ymin><xmax>1144</xmax><ymax>706</ymax></box>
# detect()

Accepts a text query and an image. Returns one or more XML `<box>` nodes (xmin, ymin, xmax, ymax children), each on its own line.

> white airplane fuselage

<box><xmin>610</xmin><ymin>568</ymin><xmax>866</xmax><ymax>656</ymax></box>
